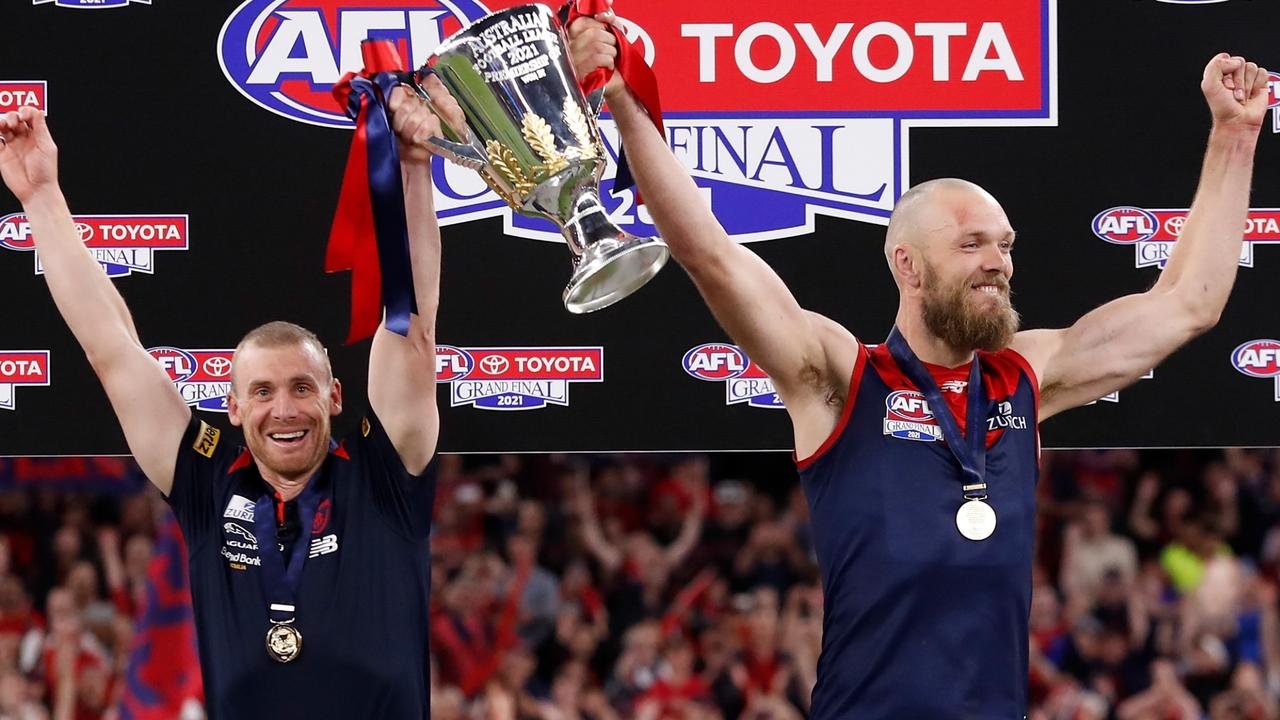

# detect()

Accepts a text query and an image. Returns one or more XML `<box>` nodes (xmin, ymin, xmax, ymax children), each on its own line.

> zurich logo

<box><xmin>217</xmin><ymin>0</ymin><xmax>489</xmax><ymax>129</ymax></box>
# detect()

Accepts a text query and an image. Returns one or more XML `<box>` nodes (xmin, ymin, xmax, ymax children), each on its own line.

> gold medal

<box><xmin>265</xmin><ymin>622</ymin><xmax>303</xmax><ymax>663</ymax></box>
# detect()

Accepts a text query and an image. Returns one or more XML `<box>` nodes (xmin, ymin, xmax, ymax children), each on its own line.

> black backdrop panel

<box><xmin>0</xmin><ymin>0</ymin><xmax>1276</xmax><ymax>455</ymax></box>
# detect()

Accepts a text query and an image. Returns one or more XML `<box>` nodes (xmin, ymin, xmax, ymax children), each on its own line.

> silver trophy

<box><xmin>407</xmin><ymin>3</ymin><xmax>668</xmax><ymax>313</ymax></box>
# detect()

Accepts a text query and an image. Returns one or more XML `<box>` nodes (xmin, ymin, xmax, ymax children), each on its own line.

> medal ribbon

<box><xmin>253</xmin><ymin>474</ymin><xmax>327</xmax><ymax>624</ymax></box>
<box><xmin>885</xmin><ymin>327</ymin><xmax>988</xmax><ymax>498</ymax></box>
<box><xmin>328</xmin><ymin>40</ymin><xmax>419</xmax><ymax>344</ymax></box>
<box><xmin>561</xmin><ymin>0</ymin><xmax>664</xmax><ymax>200</ymax></box>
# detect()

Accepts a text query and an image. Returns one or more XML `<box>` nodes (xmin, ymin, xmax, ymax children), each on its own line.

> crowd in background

<box><xmin>0</xmin><ymin>447</ymin><xmax>1275</xmax><ymax>719</ymax></box>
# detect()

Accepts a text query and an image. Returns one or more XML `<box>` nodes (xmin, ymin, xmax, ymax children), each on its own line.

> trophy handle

<box><xmin>397</xmin><ymin>77</ymin><xmax>489</xmax><ymax>171</ymax></box>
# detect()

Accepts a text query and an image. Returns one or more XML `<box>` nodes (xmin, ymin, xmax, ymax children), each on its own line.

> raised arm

<box><xmin>569</xmin><ymin>18</ymin><xmax>856</xmax><ymax>454</ymax></box>
<box><xmin>1013</xmin><ymin>54</ymin><xmax>1269</xmax><ymax>420</ymax></box>
<box><xmin>0</xmin><ymin>109</ymin><xmax>189</xmax><ymax>493</ymax></box>
<box><xmin>366</xmin><ymin>77</ymin><xmax>467</xmax><ymax>474</ymax></box>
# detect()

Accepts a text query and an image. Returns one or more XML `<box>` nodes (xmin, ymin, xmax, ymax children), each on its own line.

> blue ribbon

<box><xmin>886</xmin><ymin>327</ymin><xmax>989</xmax><ymax>495</ymax></box>
<box><xmin>343</xmin><ymin>73</ymin><xmax>418</xmax><ymax>338</ymax></box>
<box><xmin>254</xmin><ymin>474</ymin><xmax>327</xmax><ymax>624</ymax></box>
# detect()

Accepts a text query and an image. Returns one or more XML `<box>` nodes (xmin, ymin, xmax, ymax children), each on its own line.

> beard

<box><xmin>920</xmin><ymin>259</ymin><xmax>1021</xmax><ymax>352</ymax></box>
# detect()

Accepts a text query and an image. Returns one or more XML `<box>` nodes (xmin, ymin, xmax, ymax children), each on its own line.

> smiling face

<box><xmin>888</xmin><ymin>179</ymin><xmax>1021</xmax><ymax>352</ymax></box>
<box><xmin>226</xmin><ymin>327</ymin><xmax>341</xmax><ymax>486</ymax></box>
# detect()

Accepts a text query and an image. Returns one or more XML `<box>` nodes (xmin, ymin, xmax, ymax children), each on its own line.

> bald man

<box><xmin>570</xmin><ymin>21</ymin><xmax>1269</xmax><ymax>718</ymax></box>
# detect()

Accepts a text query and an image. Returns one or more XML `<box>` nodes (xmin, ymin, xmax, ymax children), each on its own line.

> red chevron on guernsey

<box><xmin>0</xmin><ymin>82</ymin><xmax>46</xmax><ymax>114</ymax></box>
<box><xmin>0</xmin><ymin>214</ymin><xmax>189</xmax><ymax>278</ymax></box>
<box><xmin>0</xmin><ymin>351</ymin><xmax>50</xmax><ymax>411</ymax></box>
<box><xmin>1093</xmin><ymin>207</ymin><xmax>1280</xmax><ymax>268</ymax></box>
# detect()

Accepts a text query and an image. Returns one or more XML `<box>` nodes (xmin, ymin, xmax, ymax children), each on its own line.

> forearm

<box><xmin>25</xmin><ymin>189</ymin><xmax>142</xmax><ymax>364</ymax></box>
<box><xmin>1155</xmin><ymin>125</ymin><xmax>1259</xmax><ymax>325</ymax></box>
<box><xmin>403</xmin><ymin>162</ymin><xmax>441</xmax><ymax>340</ymax></box>
<box><xmin>607</xmin><ymin>87</ymin><xmax>734</xmax><ymax>271</ymax></box>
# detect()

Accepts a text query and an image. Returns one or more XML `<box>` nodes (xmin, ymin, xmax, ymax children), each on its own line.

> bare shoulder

<box><xmin>786</xmin><ymin>313</ymin><xmax>859</xmax><ymax>460</ymax></box>
<box><xmin>790</xmin><ymin>312</ymin><xmax>858</xmax><ymax>408</ymax></box>
<box><xmin>1009</xmin><ymin>328</ymin><xmax>1066</xmax><ymax>389</ymax></box>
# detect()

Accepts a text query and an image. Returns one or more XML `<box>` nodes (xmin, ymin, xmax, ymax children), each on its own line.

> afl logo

<box><xmin>435</xmin><ymin>345</ymin><xmax>474</xmax><ymax>382</ymax></box>
<box><xmin>1092</xmin><ymin>207</ymin><xmax>1158</xmax><ymax>245</ymax></box>
<box><xmin>682</xmin><ymin>344</ymin><xmax>748</xmax><ymax>381</ymax></box>
<box><xmin>148</xmin><ymin>347</ymin><xmax>198</xmax><ymax>383</ymax></box>
<box><xmin>217</xmin><ymin>0</ymin><xmax>489</xmax><ymax>129</ymax></box>
<box><xmin>885</xmin><ymin>390</ymin><xmax>933</xmax><ymax>422</ymax></box>
<box><xmin>1231</xmin><ymin>339</ymin><xmax>1280</xmax><ymax>378</ymax></box>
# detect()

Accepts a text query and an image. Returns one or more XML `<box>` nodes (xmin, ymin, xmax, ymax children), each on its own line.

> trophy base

<box><xmin>563</xmin><ymin>235</ymin><xmax>670</xmax><ymax>314</ymax></box>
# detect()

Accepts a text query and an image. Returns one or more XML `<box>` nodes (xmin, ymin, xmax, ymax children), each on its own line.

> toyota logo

<box><xmin>480</xmin><ymin>355</ymin><xmax>509</xmax><ymax>375</ymax></box>
<box><xmin>203</xmin><ymin>356</ymin><xmax>232</xmax><ymax>378</ymax></box>
<box><xmin>75</xmin><ymin>223</ymin><xmax>94</xmax><ymax>242</ymax></box>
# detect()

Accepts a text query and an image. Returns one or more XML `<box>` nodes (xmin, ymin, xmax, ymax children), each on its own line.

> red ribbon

<box><xmin>328</xmin><ymin>41</ymin><xmax>407</xmax><ymax>344</ymax></box>
<box><xmin>565</xmin><ymin>0</ymin><xmax>664</xmax><ymax>204</ymax></box>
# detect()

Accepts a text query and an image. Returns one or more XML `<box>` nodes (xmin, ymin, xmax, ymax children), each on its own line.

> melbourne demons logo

<box><xmin>883</xmin><ymin>390</ymin><xmax>941</xmax><ymax>442</ymax></box>
<box><xmin>435</xmin><ymin>346</ymin><xmax>602</xmax><ymax>410</ymax></box>
<box><xmin>0</xmin><ymin>214</ymin><xmax>188</xmax><ymax>278</ymax></box>
<box><xmin>1231</xmin><ymin>339</ymin><xmax>1280</xmax><ymax>401</ymax></box>
<box><xmin>0</xmin><ymin>82</ymin><xmax>47</xmax><ymax>114</ymax></box>
<box><xmin>219</xmin><ymin>0</ymin><xmax>1055</xmax><ymax>241</ymax></box>
<box><xmin>32</xmin><ymin>0</ymin><xmax>149</xmax><ymax>7</ymax></box>
<box><xmin>682</xmin><ymin>343</ymin><xmax>783</xmax><ymax>409</ymax></box>
<box><xmin>0</xmin><ymin>351</ymin><xmax>50</xmax><ymax>411</ymax></box>
<box><xmin>1093</xmin><ymin>206</ymin><xmax>1280</xmax><ymax>269</ymax></box>
<box><xmin>148</xmin><ymin>347</ymin><xmax>234</xmax><ymax>412</ymax></box>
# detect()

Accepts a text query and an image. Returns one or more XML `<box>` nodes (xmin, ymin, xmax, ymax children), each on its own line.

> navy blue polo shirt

<box><xmin>167</xmin><ymin>412</ymin><xmax>436</xmax><ymax>719</ymax></box>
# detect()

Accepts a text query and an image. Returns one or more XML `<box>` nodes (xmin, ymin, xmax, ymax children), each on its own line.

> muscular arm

<box><xmin>0</xmin><ymin>109</ymin><xmax>189</xmax><ymax>493</ymax></box>
<box><xmin>1013</xmin><ymin>55</ymin><xmax>1268</xmax><ymax>420</ymax></box>
<box><xmin>575</xmin><ymin>21</ymin><xmax>855</xmax><ymax>454</ymax></box>
<box><xmin>366</xmin><ymin>82</ymin><xmax>464</xmax><ymax>474</ymax></box>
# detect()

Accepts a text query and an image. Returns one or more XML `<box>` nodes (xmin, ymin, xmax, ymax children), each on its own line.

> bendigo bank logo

<box><xmin>0</xmin><ymin>351</ymin><xmax>50</xmax><ymax>411</ymax></box>
<box><xmin>1093</xmin><ymin>206</ymin><xmax>1280</xmax><ymax>269</ymax></box>
<box><xmin>1231</xmin><ymin>339</ymin><xmax>1280</xmax><ymax>402</ymax></box>
<box><xmin>148</xmin><ymin>347</ymin><xmax>235</xmax><ymax>412</ymax></box>
<box><xmin>218</xmin><ymin>0</ymin><xmax>1056</xmax><ymax>241</ymax></box>
<box><xmin>0</xmin><ymin>214</ymin><xmax>188</xmax><ymax>278</ymax></box>
<box><xmin>434</xmin><ymin>346</ymin><xmax>602</xmax><ymax>410</ymax></box>
<box><xmin>682</xmin><ymin>343</ymin><xmax>783</xmax><ymax>409</ymax></box>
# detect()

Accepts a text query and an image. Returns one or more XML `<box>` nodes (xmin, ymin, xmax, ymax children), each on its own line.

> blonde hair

<box><xmin>230</xmin><ymin>321</ymin><xmax>331</xmax><ymax>391</ymax></box>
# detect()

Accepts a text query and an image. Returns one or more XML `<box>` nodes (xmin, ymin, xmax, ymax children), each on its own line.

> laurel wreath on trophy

<box><xmin>486</xmin><ymin>140</ymin><xmax>538</xmax><ymax>198</ymax></box>
<box><xmin>484</xmin><ymin>100</ymin><xmax>602</xmax><ymax>202</ymax></box>
<box><xmin>563</xmin><ymin>100</ymin><xmax>602</xmax><ymax>162</ymax></box>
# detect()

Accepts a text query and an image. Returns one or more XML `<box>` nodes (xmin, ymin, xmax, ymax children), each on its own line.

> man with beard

<box><xmin>570</xmin><ymin>18</ymin><xmax>1269</xmax><ymax>718</ymax></box>
<box><xmin>0</xmin><ymin>78</ymin><xmax>464</xmax><ymax>718</ymax></box>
